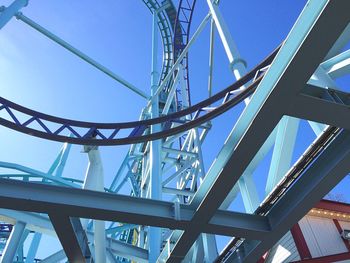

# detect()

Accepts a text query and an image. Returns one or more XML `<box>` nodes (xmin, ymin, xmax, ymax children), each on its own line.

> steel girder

<box><xmin>0</xmin><ymin>209</ymin><xmax>149</xmax><ymax>263</ymax></box>
<box><xmin>225</xmin><ymin>130</ymin><xmax>350</xmax><ymax>262</ymax></box>
<box><xmin>289</xmin><ymin>85</ymin><xmax>350</xmax><ymax>130</ymax></box>
<box><xmin>0</xmin><ymin>179</ymin><xmax>271</xmax><ymax>239</ymax></box>
<box><xmin>165</xmin><ymin>0</ymin><xmax>350</xmax><ymax>261</ymax></box>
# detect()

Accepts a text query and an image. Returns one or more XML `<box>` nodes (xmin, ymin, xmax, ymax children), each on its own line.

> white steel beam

<box><xmin>83</xmin><ymin>145</ymin><xmax>106</xmax><ymax>263</ymax></box>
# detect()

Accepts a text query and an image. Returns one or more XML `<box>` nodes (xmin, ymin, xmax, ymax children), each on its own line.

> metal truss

<box><xmin>0</xmin><ymin>0</ymin><xmax>349</xmax><ymax>262</ymax></box>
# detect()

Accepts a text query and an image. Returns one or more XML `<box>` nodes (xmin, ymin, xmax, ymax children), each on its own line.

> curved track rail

<box><xmin>143</xmin><ymin>0</ymin><xmax>174</xmax><ymax>83</ymax></box>
<box><xmin>173</xmin><ymin>0</ymin><xmax>196</xmax><ymax>108</ymax></box>
<box><xmin>0</xmin><ymin>47</ymin><xmax>278</xmax><ymax>145</ymax></box>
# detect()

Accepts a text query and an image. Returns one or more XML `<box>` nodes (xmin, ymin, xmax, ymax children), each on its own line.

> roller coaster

<box><xmin>0</xmin><ymin>0</ymin><xmax>349</xmax><ymax>262</ymax></box>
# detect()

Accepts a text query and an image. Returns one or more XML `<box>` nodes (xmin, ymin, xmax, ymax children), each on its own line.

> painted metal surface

<box><xmin>0</xmin><ymin>0</ymin><xmax>349</xmax><ymax>262</ymax></box>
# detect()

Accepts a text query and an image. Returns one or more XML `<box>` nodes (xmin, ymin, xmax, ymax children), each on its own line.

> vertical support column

<box><xmin>202</xmin><ymin>234</ymin><xmax>218</xmax><ymax>262</ymax></box>
<box><xmin>149</xmin><ymin>10</ymin><xmax>162</xmax><ymax>263</ymax></box>
<box><xmin>55</xmin><ymin>142</ymin><xmax>71</xmax><ymax>177</ymax></box>
<box><xmin>208</xmin><ymin>18</ymin><xmax>215</xmax><ymax>98</ymax></box>
<box><xmin>1</xmin><ymin>221</ymin><xmax>26</xmax><ymax>263</ymax></box>
<box><xmin>238</xmin><ymin>173</ymin><xmax>261</xmax><ymax>213</ymax></box>
<box><xmin>265</xmin><ymin>116</ymin><xmax>300</xmax><ymax>195</ymax></box>
<box><xmin>207</xmin><ymin>0</ymin><xmax>260</xmax><ymax>211</ymax></box>
<box><xmin>26</xmin><ymin>233</ymin><xmax>42</xmax><ymax>263</ymax></box>
<box><xmin>0</xmin><ymin>0</ymin><xmax>28</xmax><ymax>29</ymax></box>
<box><xmin>206</xmin><ymin>0</ymin><xmax>248</xmax><ymax>91</ymax></box>
<box><xmin>83</xmin><ymin>145</ymin><xmax>106</xmax><ymax>263</ymax></box>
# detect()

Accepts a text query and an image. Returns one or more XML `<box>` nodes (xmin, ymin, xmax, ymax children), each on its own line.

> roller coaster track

<box><xmin>173</xmin><ymin>0</ymin><xmax>196</xmax><ymax>109</ymax></box>
<box><xmin>0</xmin><ymin>46</ymin><xmax>278</xmax><ymax>145</ymax></box>
<box><xmin>143</xmin><ymin>0</ymin><xmax>174</xmax><ymax>84</ymax></box>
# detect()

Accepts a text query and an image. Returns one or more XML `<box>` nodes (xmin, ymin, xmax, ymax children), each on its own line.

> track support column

<box><xmin>83</xmin><ymin>145</ymin><xmax>106</xmax><ymax>263</ymax></box>
<box><xmin>1</xmin><ymin>221</ymin><xmax>26</xmax><ymax>263</ymax></box>
<box><xmin>149</xmin><ymin>9</ymin><xmax>162</xmax><ymax>263</ymax></box>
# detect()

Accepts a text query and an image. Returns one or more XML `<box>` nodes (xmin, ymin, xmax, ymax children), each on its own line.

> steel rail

<box><xmin>0</xmin><ymin>46</ymin><xmax>279</xmax><ymax>145</ymax></box>
<box><xmin>143</xmin><ymin>0</ymin><xmax>174</xmax><ymax>83</ymax></box>
<box><xmin>172</xmin><ymin>0</ymin><xmax>196</xmax><ymax>109</ymax></box>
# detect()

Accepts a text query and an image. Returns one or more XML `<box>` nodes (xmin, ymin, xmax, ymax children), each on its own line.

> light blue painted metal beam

<box><xmin>40</xmin><ymin>250</ymin><xmax>66</xmax><ymax>263</ymax></box>
<box><xmin>219</xmin><ymin>128</ymin><xmax>278</xmax><ymax>210</ymax></box>
<box><xmin>208</xmin><ymin>18</ymin><xmax>215</xmax><ymax>97</ymax></box>
<box><xmin>165</xmin><ymin>0</ymin><xmax>350</xmax><ymax>261</ymax></box>
<box><xmin>48</xmin><ymin>142</ymin><xmax>71</xmax><ymax>177</ymax></box>
<box><xmin>82</xmin><ymin>145</ymin><xmax>106</xmax><ymax>263</ymax></box>
<box><xmin>149</xmin><ymin>10</ymin><xmax>162</xmax><ymax>263</ymax></box>
<box><xmin>0</xmin><ymin>161</ymin><xmax>78</xmax><ymax>187</ymax></box>
<box><xmin>207</xmin><ymin>0</ymin><xmax>246</xmax><ymax>80</ymax></box>
<box><xmin>25</xmin><ymin>233</ymin><xmax>41</xmax><ymax>263</ymax></box>
<box><xmin>228</xmin><ymin>130</ymin><xmax>350</xmax><ymax>262</ymax></box>
<box><xmin>0</xmin><ymin>0</ymin><xmax>27</xmax><ymax>29</ymax></box>
<box><xmin>0</xmin><ymin>179</ymin><xmax>272</xmax><ymax>239</ymax></box>
<box><xmin>322</xmin><ymin>49</ymin><xmax>350</xmax><ymax>78</ymax></box>
<box><xmin>0</xmin><ymin>221</ymin><xmax>26</xmax><ymax>263</ymax></box>
<box><xmin>288</xmin><ymin>84</ymin><xmax>350</xmax><ymax>130</ymax></box>
<box><xmin>15</xmin><ymin>13</ymin><xmax>148</xmax><ymax>99</ymax></box>
<box><xmin>0</xmin><ymin>209</ymin><xmax>149</xmax><ymax>262</ymax></box>
<box><xmin>238</xmin><ymin>173</ymin><xmax>260</xmax><ymax>213</ymax></box>
<box><xmin>265</xmin><ymin>116</ymin><xmax>299</xmax><ymax>195</ymax></box>
<box><xmin>325</xmin><ymin>23</ymin><xmax>350</xmax><ymax>60</ymax></box>
<box><xmin>206</xmin><ymin>0</ymin><xmax>260</xmax><ymax>214</ymax></box>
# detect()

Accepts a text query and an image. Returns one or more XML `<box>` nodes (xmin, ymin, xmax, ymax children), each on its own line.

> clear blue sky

<box><xmin>0</xmin><ymin>0</ymin><xmax>349</xmax><ymax>258</ymax></box>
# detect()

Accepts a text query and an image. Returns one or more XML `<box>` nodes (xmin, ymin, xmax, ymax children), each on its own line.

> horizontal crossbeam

<box><xmin>288</xmin><ymin>84</ymin><xmax>350</xmax><ymax>130</ymax></box>
<box><xmin>0</xmin><ymin>179</ymin><xmax>271</xmax><ymax>240</ymax></box>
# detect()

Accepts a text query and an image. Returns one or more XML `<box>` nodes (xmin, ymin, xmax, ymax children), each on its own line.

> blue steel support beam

<box><xmin>82</xmin><ymin>146</ymin><xmax>106</xmax><ymax>263</ymax></box>
<box><xmin>0</xmin><ymin>209</ymin><xmax>149</xmax><ymax>262</ymax></box>
<box><xmin>325</xmin><ymin>23</ymin><xmax>350</xmax><ymax>59</ymax></box>
<box><xmin>25</xmin><ymin>232</ymin><xmax>41</xmax><ymax>263</ymax></box>
<box><xmin>149</xmin><ymin>10</ymin><xmax>162</xmax><ymax>263</ymax></box>
<box><xmin>165</xmin><ymin>0</ymin><xmax>350</xmax><ymax>261</ymax></box>
<box><xmin>288</xmin><ymin>85</ymin><xmax>350</xmax><ymax>130</ymax></box>
<box><xmin>15</xmin><ymin>13</ymin><xmax>147</xmax><ymax>99</ymax></box>
<box><xmin>48</xmin><ymin>142</ymin><xmax>71</xmax><ymax>177</ymax></box>
<box><xmin>0</xmin><ymin>161</ymin><xmax>78</xmax><ymax>187</ymax></box>
<box><xmin>0</xmin><ymin>221</ymin><xmax>26</xmax><ymax>263</ymax></box>
<box><xmin>206</xmin><ymin>0</ymin><xmax>246</xmax><ymax>78</ymax></box>
<box><xmin>49</xmin><ymin>214</ymin><xmax>92</xmax><ymax>263</ymax></box>
<box><xmin>206</xmin><ymin>0</ymin><xmax>260</xmax><ymax>212</ymax></box>
<box><xmin>227</xmin><ymin>130</ymin><xmax>350</xmax><ymax>262</ymax></box>
<box><xmin>322</xmin><ymin>49</ymin><xmax>350</xmax><ymax>78</ymax></box>
<box><xmin>237</xmin><ymin>174</ymin><xmax>260</xmax><ymax>213</ymax></box>
<box><xmin>40</xmin><ymin>250</ymin><xmax>66</xmax><ymax>263</ymax></box>
<box><xmin>0</xmin><ymin>0</ymin><xmax>27</xmax><ymax>29</ymax></box>
<box><xmin>219</xmin><ymin>128</ymin><xmax>278</xmax><ymax>210</ymax></box>
<box><xmin>0</xmin><ymin>179</ymin><xmax>271</xmax><ymax>239</ymax></box>
<box><xmin>265</xmin><ymin>116</ymin><xmax>299</xmax><ymax>195</ymax></box>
